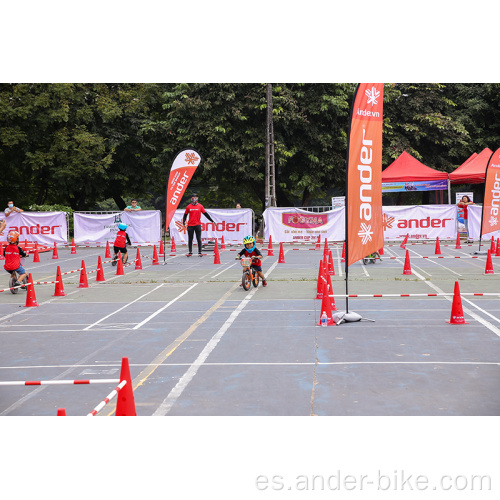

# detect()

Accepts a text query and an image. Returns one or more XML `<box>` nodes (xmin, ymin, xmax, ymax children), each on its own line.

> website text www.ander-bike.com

<box><xmin>255</xmin><ymin>471</ymin><xmax>492</xmax><ymax>493</ymax></box>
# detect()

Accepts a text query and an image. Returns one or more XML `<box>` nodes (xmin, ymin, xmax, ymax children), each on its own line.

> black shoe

<box><xmin>198</xmin><ymin>253</ymin><xmax>203</xmax><ymax>257</ymax></box>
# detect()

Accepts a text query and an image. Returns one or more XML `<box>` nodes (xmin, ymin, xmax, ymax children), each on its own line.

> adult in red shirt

<box><xmin>457</xmin><ymin>195</ymin><xmax>474</xmax><ymax>243</ymax></box>
<box><xmin>182</xmin><ymin>194</ymin><xmax>215</xmax><ymax>256</ymax></box>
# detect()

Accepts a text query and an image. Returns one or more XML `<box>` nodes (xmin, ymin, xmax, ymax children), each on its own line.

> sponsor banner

<box><xmin>4</xmin><ymin>212</ymin><xmax>68</xmax><ymax>245</ymax></box>
<box><xmin>481</xmin><ymin>147</ymin><xmax>500</xmax><ymax>237</ymax></box>
<box><xmin>168</xmin><ymin>209</ymin><xmax>253</xmax><ymax>244</ymax></box>
<box><xmin>346</xmin><ymin>83</ymin><xmax>384</xmax><ymax>266</ymax></box>
<box><xmin>382</xmin><ymin>205</ymin><xmax>457</xmax><ymax>241</ymax></box>
<box><xmin>469</xmin><ymin>205</ymin><xmax>500</xmax><ymax>240</ymax></box>
<box><xmin>263</xmin><ymin>207</ymin><xmax>345</xmax><ymax>243</ymax></box>
<box><xmin>74</xmin><ymin>211</ymin><xmax>161</xmax><ymax>245</ymax></box>
<box><xmin>165</xmin><ymin>149</ymin><xmax>201</xmax><ymax>231</ymax></box>
<box><xmin>382</xmin><ymin>180</ymin><xmax>448</xmax><ymax>192</ymax></box>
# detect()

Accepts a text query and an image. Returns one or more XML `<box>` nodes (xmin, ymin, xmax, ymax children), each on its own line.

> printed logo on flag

<box><xmin>175</xmin><ymin>220</ymin><xmax>187</xmax><ymax>234</ymax></box>
<box><xmin>281</xmin><ymin>213</ymin><xmax>328</xmax><ymax>229</ymax></box>
<box><xmin>382</xmin><ymin>213</ymin><xmax>395</xmax><ymax>230</ymax></box>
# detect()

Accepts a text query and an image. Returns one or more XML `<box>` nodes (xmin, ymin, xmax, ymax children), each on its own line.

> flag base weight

<box><xmin>332</xmin><ymin>311</ymin><xmax>376</xmax><ymax>325</ymax></box>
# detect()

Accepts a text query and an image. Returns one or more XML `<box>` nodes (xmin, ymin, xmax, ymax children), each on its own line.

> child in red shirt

<box><xmin>3</xmin><ymin>230</ymin><xmax>28</xmax><ymax>287</ymax></box>
<box><xmin>237</xmin><ymin>235</ymin><xmax>267</xmax><ymax>286</ymax></box>
<box><xmin>113</xmin><ymin>223</ymin><xmax>131</xmax><ymax>265</ymax></box>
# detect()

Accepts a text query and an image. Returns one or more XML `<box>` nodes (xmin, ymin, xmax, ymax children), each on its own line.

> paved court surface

<box><xmin>0</xmin><ymin>240</ymin><xmax>499</xmax><ymax>416</ymax></box>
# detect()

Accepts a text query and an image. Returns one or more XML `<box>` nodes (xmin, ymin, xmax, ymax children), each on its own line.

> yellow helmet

<box><xmin>243</xmin><ymin>235</ymin><xmax>255</xmax><ymax>245</ymax></box>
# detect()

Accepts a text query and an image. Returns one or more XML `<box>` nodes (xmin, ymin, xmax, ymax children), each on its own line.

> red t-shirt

<box><xmin>458</xmin><ymin>202</ymin><xmax>469</xmax><ymax>219</ymax></box>
<box><xmin>114</xmin><ymin>230</ymin><xmax>127</xmax><ymax>247</ymax></box>
<box><xmin>3</xmin><ymin>243</ymin><xmax>25</xmax><ymax>271</ymax></box>
<box><xmin>184</xmin><ymin>203</ymin><xmax>206</xmax><ymax>226</ymax></box>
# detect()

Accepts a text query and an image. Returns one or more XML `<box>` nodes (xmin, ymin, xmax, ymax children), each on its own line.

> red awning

<box><xmin>449</xmin><ymin>148</ymin><xmax>493</xmax><ymax>184</ymax></box>
<box><xmin>382</xmin><ymin>151</ymin><xmax>448</xmax><ymax>182</ymax></box>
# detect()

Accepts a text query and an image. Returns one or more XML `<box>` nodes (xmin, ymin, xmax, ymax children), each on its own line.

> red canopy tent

<box><xmin>449</xmin><ymin>148</ymin><xmax>493</xmax><ymax>184</ymax></box>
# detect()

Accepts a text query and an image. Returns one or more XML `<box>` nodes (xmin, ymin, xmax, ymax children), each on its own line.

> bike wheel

<box><xmin>242</xmin><ymin>271</ymin><xmax>251</xmax><ymax>291</ymax></box>
<box><xmin>9</xmin><ymin>273</ymin><xmax>18</xmax><ymax>294</ymax></box>
<box><xmin>363</xmin><ymin>258</ymin><xmax>369</xmax><ymax>265</ymax></box>
<box><xmin>252</xmin><ymin>273</ymin><xmax>259</xmax><ymax>288</ymax></box>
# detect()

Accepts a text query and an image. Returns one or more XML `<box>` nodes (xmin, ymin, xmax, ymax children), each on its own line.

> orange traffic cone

<box><xmin>33</xmin><ymin>243</ymin><xmax>40</xmax><ymax>263</ymax></box>
<box><xmin>214</xmin><ymin>239</ymin><xmax>221</xmax><ymax>264</ymax></box>
<box><xmin>491</xmin><ymin>236</ymin><xmax>496</xmax><ymax>254</ymax></box>
<box><xmin>116</xmin><ymin>253</ymin><xmax>125</xmax><ymax>275</ymax></box>
<box><xmin>326</xmin><ymin>271</ymin><xmax>337</xmax><ymax>311</ymax></box>
<box><xmin>496</xmin><ymin>238</ymin><xmax>500</xmax><ymax>257</ymax></box>
<box><xmin>400</xmin><ymin>233</ymin><xmax>409</xmax><ymax>249</ymax></box>
<box><xmin>278</xmin><ymin>242</ymin><xmax>285</xmax><ymax>263</ymax></box>
<box><xmin>328</xmin><ymin>250</ymin><xmax>335</xmax><ymax>276</ymax></box>
<box><xmin>455</xmin><ymin>232</ymin><xmax>461</xmax><ymax>249</ymax></box>
<box><xmin>402</xmin><ymin>249</ymin><xmax>412</xmax><ymax>275</ymax></box>
<box><xmin>159</xmin><ymin>239</ymin><xmax>165</xmax><ymax>257</ymax></box>
<box><xmin>341</xmin><ymin>241</ymin><xmax>346</xmax><ymax>263</ymax></box>
<box><xmin>323</xmin><ymin>237</ymin><xmax>329</xmax><ymax>254</ymax></box>
<box><xmin>78</xmin><ymin>260</ymin><xmax>89</xmax><ymax>288</ymax></box>
<box><xmin>379</xmin><ymin>246</ymin><xmax>384</xmax><ymax>256</ymax></box>
<box><xmin>316</xmin><ymin>260</ymin><xmax>325</xmax><ymax>299</ymax></box>
<box><xmin>267</xmin><ymin>235</ymin><xmax>274</xmax><ymax>256</ymax></box>
<box><xmin>447</xmin><ymin>281</ymin><xmax>468</xmax><ymax>324</ymax></box>
<box><xmin>56</xmin><ymin>408</ymin><xmax>67</xmax><ymax>416</ymax></box>
<box><xmin>53</xmin><ymin>266</ymin><xmax>66</xmax><ymax>296</ymax></box>
<box><xmin>135</xmin><ymin>248</ymin><xmax>143</xmax><ymax>270</ymax></box>
<box><xmin>221</xmin><ymin>235</ymin><xmax>226</xmax><ymax>251</ymax></box>
<box><xmin>71</xmin><ymin>238</ymin><xmax>77</xmax><ymax>254</ymax></box>
<box><xmin>171</xmin><ymin>236</ymin><xmax>177</xmax><ymax>253</ymax></box>
<box><xmin>152</xmin><ymin>245</ymin><xmax>159</xmax><ymax>265</ymax></box>
<box><xmin>115</xmin><ymin>357</ymin><xmax>137</xmax><ymax>416</ymax></box>
<box><xmin>52</xmin><ymin>242</ymin><xmax>59</xmax><ymax>259</ymax></box>
<box><xmin>96</xmin><ymin>256</ymin><xmax>105</xmax><ymax>281</ymax></box>
<box><xmin>315</xmin><ymin>234</ymin><xmax>321</xmax><ymax>250</ymax></box>
<box><xmin>435</xmin><ymin>237</ymin><xmax>441</xmax><ymax>255</ymax></box>
<box><xmin>316</xmin><ymin>280</ymin><xmax>335</xmax><ymax>326</ymax></box>
<box><xmin>0</xmin><ymin>242</ymin><xmax>3</xmax><ymax>260</ymax></box>
<box><xmin>24</xmin><ymin>274</ymin><xmax>38</xmax><ymax>307</ymax></box>
<box><xmin>105</xmin><ymin>240</ymin><xmax>111</xmax><ymax>258</ymax></box>
<box><xmin>485</xmin><ymin>249</ymin><xmax>494</xmax><ymax>274</ymax></box>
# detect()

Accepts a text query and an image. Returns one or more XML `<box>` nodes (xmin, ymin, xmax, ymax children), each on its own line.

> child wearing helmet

<box><xmin>113</xmin><ymin>223</ymin><xmax>131</xmax><ymax>266</ymax></box>
<box><xmin>3</xmin><ymin>230</ymin><xmax>28</xmax><ymax>287</ymax></box>
<box><xmin>237</xmin><ymin>235</ymin><xmax>267</xmax><ymax>286</ymax></box>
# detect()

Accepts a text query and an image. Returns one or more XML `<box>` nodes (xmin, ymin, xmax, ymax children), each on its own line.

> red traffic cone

<box><xmin>221</xmin><ymin>235</ymin><xmax>226</xmax><ymax>251</ymax></box>
<box><xmin>447</xmin><ymin>281</ymin><xmax>468</xmax><ymax>324</ymax></box>
<box><xmin>323</xmin><ymin>237</ymin><xmax>329</xmax><ymax>253</ymax></box>
<box><xmin>278</xmin><ymin>242</ymin><xmax>285</xmax><ymax>263</ymax></box>
<box><xmin>33</xmin><ymin>243</ymin><xmax>40</xmax><ymax>263</ymax></box>
<box><xmin>323</xmin><ymin>238</ymin><xmax>329</xmax><ymax>261</ymax></box>
<box><xmin>341</xmin><ymin>241</ymin><xmax>346</xmax><ymax>263</ymax></box>
<box><xmin>379</xmin><ymin>246</ymin><xmax>384</xmax><ymax>256</ymax></box>
<box><xmin>491</xmin><ymin>236</ymin><xmax>496</xmax><ymax>254</ymax></box>
<box><xmin>328</xmin><ymin>251</ymin><xmax>335</xmax><ymax>276</ymax></box>
<box><xmin>400</xmin><ymin>233</ymin><xmax>409</xmax><ymax>249</ymax></box>
<box><xmin>135</xmin><ymin>248</ymin><xmax>143</xmax><ymax>270</ymax></box>
<box><xmin>54</xmin><ymin>266</ymin><xmax>66</xmax><ymax>296</ymax></box>
<box><xmin>0</xmin><ymin>242</ymin><xmax>4</xmax><ymax>260</ymax></box>
<box><xmin>96</xmin><ymin>256</ymin><xmax>105</xmax><ymax>281</ymax></box>
<box><xmin>24</xmin><ymin>274</ymin><xmax>38</xmax><ymax>307</ymax></box>
<box><xmin>214</xmin><ymin>239</ymin><xmax>221</xmax><ymax>264</ymax></box>
<box><xmin>71</xmin><ymin>238</ymin><xmax>77</xmax><ymax>254</ymax></box>
<box><xmin>56</xmin><ymin>408</ymin><xmax>67</xmax><ymax>416</ymax></box>
<box><xmin>326</xmin><ymin>272</ymin><xmax>338</xmax><ymax>311</ymax></box>
<box><xmin>152</xmin><ymin>245</ymin><xmax>159</xmax><ymax>265</ymax></box>
<box><xmin>455</xmin><ymin>232</ymin><xmax>461</xmax><ymax>249</ymax></box>
<box><xmin>267</xmin><ymin>235</ymin><xmax>274</xmax><ymax>256</ymax></box>
<box><xmin>105</xmin><ymin>240</ymin><xmax>111</xmax><ymax>258</ymax></box>
<box><xmin>315</xmin><ymin>234</ymin><xmax>321</xmax><ymax>250</ymax></box>
<box><xmin>159</xmin><ymin>239</ymin><xmax>165</xmax><ymax>257</ymax></box>
<box><xmin>485</xmin><ymin>249</ymin><xmax>494</xmax><ymax>274</ymax></box>
<box><xmin>116</xmin><ymin>253</ymin><xmax>125</xmax><ymax>275</ymax></box>
<box><xmin>52</xmin><ymin>242</ymin><xmax>59</xmax><ymax>259</ymax></box>
<box><xmin>78</xmin><ymin>260</ymin><xmax>89</xmax><ymax>288</ymax></box>
<box><xmin>402</xmin><ymin>249</ymin><xmax>412</xmax><ymax>275</ymax></box>
<box><xmin>316</xmin><ymin>280</ymin><xmax>335</xmax><ymax>326</ymax></box>
<box><xmin>496</xmin><ymin>238</ymin><xmax>500</xmax><ymax>257</ymax></box>
<box><xmin>171</xmin><ymin>236</ymin><xmax>177</xmax><ymax>253</ymax></box>
<box><xmin>435</xmin><ymin>236</ymin><xmax>441</xmax><ymax>255</ymax></box>
<box><xmin>316</xmin><ymin>260</ymin><xmax>325</xmax><ymax>299</ymax></box>
<box><xmin>115</xmin><ymin>357</ymin><xmax>137</xmax><ymax>416</ymax></box>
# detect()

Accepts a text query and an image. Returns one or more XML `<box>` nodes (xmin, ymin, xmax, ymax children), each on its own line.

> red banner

<box><xmin>165</xmin><ymin>149</ymin><xmax>202</xmax><ymax>230</ymax></box>
<box><xmin>481</xmin><ymin>147</ymin><xmax>500</xmax><ymax>237</ymax></box>
<box><xmin>346</xmin><ymin>83</ymin><xmax>384</xmax><ymax>266</ymax></box>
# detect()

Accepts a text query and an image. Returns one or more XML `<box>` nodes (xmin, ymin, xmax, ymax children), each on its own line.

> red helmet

<box><xmin>7</xmin><ymin>230</ymin><xmax>19</xmax><ymax>244</ymax></box>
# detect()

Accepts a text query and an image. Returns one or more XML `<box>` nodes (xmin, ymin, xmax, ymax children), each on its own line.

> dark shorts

<box><xmin>251</xmin><ymin>265</ymin><xmax>262</xmax><ymax>273</ymax></box>
<box><xmin>114</xmin><ymin>246</ymin><xmax>127</xmax><ymax>254</ymax></box>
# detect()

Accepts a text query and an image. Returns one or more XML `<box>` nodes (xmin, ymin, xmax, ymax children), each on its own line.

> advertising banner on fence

<box><xmin>468</xmin><ymin>205</ymin><xmax>500</xmax><ymax>240</ymax></box>
<box><xmin>382</xmin><ymin>180</ymin><xmax>449</xmax><ymax>192</ymax></box>
<box><xmin>382</xmin><ymin>205</ymin><xmax>457</xmax><ymax>241</ymax></box>
<box><xmin>168</xmin><ymin>209</ymin><xmax>253</xmax><ymax>245</ymax></box>
<box><xmin>74</xmin><ymin>211</ymin><xmax>161</xmax><ymax>245</ymax></box>
<box><xmin>263</xmin><ymin>208</ymin><xmax>345</xmax><ymax>243</ymax></box>
<box><xmin>3</xmin><ymin>212</ymin><xmax>68</xmax><ymax>245</ymax></box>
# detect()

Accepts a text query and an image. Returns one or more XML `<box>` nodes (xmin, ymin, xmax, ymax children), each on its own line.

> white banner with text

<box><xmin>467</xmin><ymin>204</ymin><xmax>500</xmax><ymax>240</ymax></box>
<box><xmin>3</xmin><ymin>211</ymin><xmax>68</xmax><ymax>245</ymax></box>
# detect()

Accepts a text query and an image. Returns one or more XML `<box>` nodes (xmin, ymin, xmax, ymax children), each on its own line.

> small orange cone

<box><xmin>71</xmin><ymin>238</ymin><xmax>77</xmax><ymax>254</ymax></box>
<box><xmin>455</xmin><ymin>232</ymin><xmax>461</xmax><ymax>249</ymax></box>
<box><xmin>159</xmin><ymin>239</ymin><xmax>165</xmax><ymax>257</ymax></box>
<box><xmin>221</xmin><ymin>235</ymin><xmax>226</xmax><ymax>251</ymax></box>
<box><xmin>56</xmin><ymin>408</ymin><xmax>67</xmax><ymax>416</ymax></box>
<box><xmin>496</xmin><ymin>238</ymin><xmax>500</xmax><ymax>257</ymax></box>
<box><xmin>316</xmin><ymin>260</ymin><xmax>325</xmax><ymax>299</ymax></box>
<box><xmin>135</xmin><ymin>248</ymin><xmax>142</xmax><ymax>270</ymax></box>
<box><xmin>402</xmin><ymin>249</ymin><xmax>412</xmax><ymax>275</ymax></box>
<box><xmin>152</xmin><ymin>245</ymin><xmax>159</xmax><ymax>265</ymax></box>
<box><xmin>54</xmin><ymin>266</ymin><xmax>67</xmax><ymax>296</ymax></box>
<box><xmin>400</xmin><ymin>233</ymin><xmax>409</xmax><ymax>249</ymax></box>
<box><xmin>447</xmin><ymin>281</ymin><xmax>468</xmax><ymax>324</ymax></box>
<box><xmin>116</xmin><ymin>253</ymin><xmax>125</xmax><ymax>275</ymax></box>
<box><xmin>328</xmin><ymin>250</ymin><xmax>335</xmax><ymax>276</ymax></box>
<box><xmin>214</xmin><ymin>239</ymin><xmax>221</xmax><ymax>264</ymax></box>
<box><xmin>0</xmin><ymin>242</ymin><xmax>4</xmax><ymax>260</ymax></box>
<box><xmin>52</xmin><ymin>242</ymin><xmax>59</xmax><ymax>259</ymax></box>
<box><xmin>33</xmin><ymin>243</ymin><xmax>40</xmax><ymax>263</ymax></box>
<box><xmin>485</xmin><ymin>249</ymin><xmax>494</xmax><ymax>274</ymax></box>
<box><xmin>316</xmin><ymin>280</ymin><xmax>335</xmax><ymax>326</ymax></box>
<box><xmin>105</xmin><ymin>240</ymin><xmax>111</xmax><ymax>258</ymax></box>
<box><xmin>24</xmin><ymin>274</ymin><xmax>38</xmax><ymax>307</ymax></box>
<box><xmin>96</xmin><ymin>256</ymin><xmax>105</xmax><ymax>281</ymax></box>
<box><xmin>315</xmin><ymin>234</ymin><xmax>321</xmax><ymax>250</ymax></box>
<box><xmin>341</xmin><ymin>241</ymin><xmax>346</xmax><ymax>263</ymax></box>
<box><xmin>78</xmin><ymin>260</ymin><xmax>89</xmax><ymax>288</ymax></box>
<box><xmin>267</xmin><ymin>235</ymin><xmax>274</xmax><ymax>256</ymax></box>
<box><xmin>435</xmin><ymin>237</ymin><xmax>441</xmax><ymax>255</ymax></box>
<box><xmin>491</xmin><ymin>236</ymin><xmax>496</xmax><ymax>254</ymax></box>
<box><xmin>171</xmin><ymin>236</ymin><xmax>177</xmax><ymax>253</ymax></box>
<box><xmin>278</xmin><ymin>242</ymin><xmax>285</xmax><ymax>263</ymax></box>
<box><xmin>115</xmin><ymin>357</ymin><xmax>137</xmax><ymax>416</ymax></box>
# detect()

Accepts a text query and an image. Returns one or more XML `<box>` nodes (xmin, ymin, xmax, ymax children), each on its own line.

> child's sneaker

<box><xmin>187</xmin><ymin>253</ymin><xmax>192</xmax><ymax>257</ymax></box>
<box><xmin>263</xmin><ymin>280</ymin><xmax>267</xmax><ymax>287</ymax></box>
